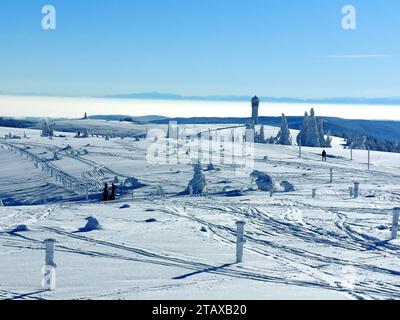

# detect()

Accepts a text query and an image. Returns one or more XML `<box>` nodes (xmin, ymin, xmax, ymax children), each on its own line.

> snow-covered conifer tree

<box><xmin>306</xmin><ymin>108</ymin><xmax>320</xmax><ymax>147</ymax></box>
<box><xmin>41</xmin><ymin>119</ymin><xmax>55</xmax><ymax>137</ymax></box>
<box><xmin>297</xmin><ymin>109</ymin><xmax>330</xmax><ymax>147</ymax></box>
<box><xmin>256</xmin><ymin>125</ymin><xmax>266</xmax><ymax>143</ymax></box>
<box><xmin>277</xmin><ymin>114</ymin><xmax>292</xmax><ymax>145</ymax></box>
<box><xmin>296</xmin><ymin>111</ymin><xmax>309</xmax><ymax>146</ymax></box>
<box><xmin>187</xmin><ymin>163</ymin><xmax>206</xmax><ymax>195</ymax></box>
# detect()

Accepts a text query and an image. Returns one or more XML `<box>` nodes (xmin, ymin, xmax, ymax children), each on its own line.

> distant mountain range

<box><xmin>3</xmin><ymin>92</ymin><xmax>400</xmax><ymax>105</ymax></box>
<box><xmin>87</xmin><ymin>115</ymin><xmax>169</xmax><ymax>122</ymax></box>
<box><xmin>102</xmin><ymin>92</ymin><xmax>400</xmax><ymax>105</ymax></box>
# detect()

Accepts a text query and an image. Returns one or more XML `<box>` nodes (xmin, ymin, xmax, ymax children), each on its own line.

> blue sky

<box><xmin>0</xmin><ymin>0</ymin><xmax>399</xmax><ymax>98</ymax></box>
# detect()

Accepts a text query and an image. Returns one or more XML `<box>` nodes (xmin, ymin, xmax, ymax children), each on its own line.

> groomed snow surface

<box><xmin>1</xmin><ymin>122</ymin><xmax>400</xmax><ymax>300</ymax></box>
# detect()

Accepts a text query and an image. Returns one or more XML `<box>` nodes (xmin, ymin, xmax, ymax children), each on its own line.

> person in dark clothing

<box><xmin>110</xmin><ymin>183</ymin><xmax>116</xmax><ymax>201</ymax></box>
<box><xmin>322</xmin><ymin>150</ymin><xmax>327</xmax><ymax>162</ymax></box>
<box><xmin>102</xmin><ymin>183</ymin><xmax>109</xmax><ymax>201</ymax></box>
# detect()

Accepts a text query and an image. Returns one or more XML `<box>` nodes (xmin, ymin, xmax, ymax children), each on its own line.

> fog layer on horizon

<box><xmin>0</xmin><ymin>95</ymin><xmax>400</xmax><ymax>121</ymax></box>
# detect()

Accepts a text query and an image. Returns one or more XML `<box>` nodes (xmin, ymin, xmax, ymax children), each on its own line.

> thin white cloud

<box><xmin>313</xmin><ymin>54</ymin><xmax>392</xmax><ymax>59</ymax></box>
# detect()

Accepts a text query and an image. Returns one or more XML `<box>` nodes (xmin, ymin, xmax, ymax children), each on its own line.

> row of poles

<box><xmin>39</xmin><ymin>221</ymin><xmax>246</xmax><ymax>292</ymax></box>
<box><xmin>166</xmin><ymin>127</ymin><xmax>253</xmax><ymax>166</ymax></box>
<box><xmin>312</xmin><ymin>180</ymin><xmax>361</xmax><ymax>199</ymax></box>
<box><xmin>40</xmin><ymin>211</ymin><xmax>400</xmax><ymax>292</ymax></box>
<box><xmin>294</xmin><ymin>147</ymin><xmax>365</xmax><ymax>199</ymax></box>
<box><xmin>298</xmin><ymin>143</ymin><xmax>372</xmax><ymax>170</ymax></box>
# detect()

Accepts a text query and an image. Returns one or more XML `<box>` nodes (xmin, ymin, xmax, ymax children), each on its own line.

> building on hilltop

<box><xmin>251</xmin><ymin>96</ymin><xmax>260</xmax><ymax>124</ymax></box>
<box><xmin>247</xmin><ymin>96</ymin><xmax>260</xmax><ymax>129</ymax></box>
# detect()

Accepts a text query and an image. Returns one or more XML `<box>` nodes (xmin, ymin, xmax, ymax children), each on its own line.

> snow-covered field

<box><xmin>1</xmin><ymin>121</ymin><xmax>400</xmax><ymax>300</ymax></box>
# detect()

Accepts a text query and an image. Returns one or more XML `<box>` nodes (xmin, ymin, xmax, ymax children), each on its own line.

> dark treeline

<box><xmin>343</xmin><ymin>133</ymin><xmax>400</xmax><ymax>153</ymax></box>
<box><xmin>0</xmin><ymin>117</ymin><xmax>33</xmax><ymax>128</ymax></box>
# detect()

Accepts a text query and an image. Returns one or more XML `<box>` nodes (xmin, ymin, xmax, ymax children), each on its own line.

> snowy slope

<box><xmin>1</xmin><ymin>122</ymin><xmax>400</xmax><ymax>300</ymax></box>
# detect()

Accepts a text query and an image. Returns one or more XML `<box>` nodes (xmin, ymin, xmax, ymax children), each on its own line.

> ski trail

<box><xmin>2</xmin><ymin>225</ymin><xmax>354</xmax><ymax>297</ymax></box>
<box><xmin>0</xmin><ymin>206</ymin><xmax>54</xmax><ymax>232</ymax></box>
<box><xmin>159</xmin><ymin>199</ymin><xmax>400</xmax><ymax>299</ymax></box>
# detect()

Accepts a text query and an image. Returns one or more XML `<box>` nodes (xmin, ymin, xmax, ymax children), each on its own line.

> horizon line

<box><xmin>2</xmin><ymin>93</ymin><xmax>400</xmax><ymax>105</ymax></box>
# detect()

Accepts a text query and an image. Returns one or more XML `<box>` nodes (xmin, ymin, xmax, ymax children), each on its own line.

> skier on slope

<box><xmin>322</xmin><ymin>150</ymin><xmax>327</xmax><ymax>162</ymax></box>
<box><xmin>110</xmin><ymin>183</ymin><xmax>116</xmax><ymax>201</ymax></box>
<box><xmin>102</xmin><ymin>183</ymin><xmax>109</xmax><ymax>201</ymax></box>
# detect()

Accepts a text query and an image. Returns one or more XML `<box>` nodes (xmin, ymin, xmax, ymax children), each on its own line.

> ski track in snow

<box><xmin>159</xmin><ymin>202</ymin><xmax>400</xmax><ymax>300</ymax></box>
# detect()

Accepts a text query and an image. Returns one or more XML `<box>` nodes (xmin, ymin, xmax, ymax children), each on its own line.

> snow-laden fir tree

<box><xmin>82</xmin><ymin>128</ymin><xmax>89</xmax><ymax>138</ymax></box>
<box><xmin>344</xmin><ymin>134</ymin><xmax>400</xmax><ymax>153</ymax></box>
<box><xmin>255</xmin><ymin>124</ymin><xmax>266</xmax><ymax>143</ymax></box>
<box><xmin>325</xmin><ymin>131</ymin><xmax>332</xmax><ymax>147</ymax></box>
<box><xmin>41</xmin><ymin>119</ymin><xmax>55</xmax><ymax>137</ymax></box>
<box><xmin>250</xmin><ymin>170</ymin><xmax>278</xmax><ymax>192</ymax></box>
<box><xmin>317</xmin><ymin>118</ymin><xmax>325</xmax><ymax>147</ymax></box>
<box><xmin>186</xmin><ymin>163</ymin><xmax>206</xmax><ymax>195</ymax></box>
<box><xmin>317</xmin><ymin>118</ymin><xmax>332</xmax><ymax>147</ymax></box>
<box><xmin>296</xmin><ymin>111</ymin><xmax>309</xmax><ymax>146</ymax></box>
<box><xmin>305</xmin><ymin>108</ymin><xmax>320</xmax><ymax>147</ymax></box>
<box><xmin>297</xmin><ymin>108</ymin><xmax>331</xmax><ymax>148</ymax></box>
<box><xmin>348</xmin><ymin>135</ymin><xmax>367</xmax><ymax>150</ymax></box>
<box><xmin>276</xmin><ymin>113</ymin><xmax>292</xmax><ymax>145</ymax></box>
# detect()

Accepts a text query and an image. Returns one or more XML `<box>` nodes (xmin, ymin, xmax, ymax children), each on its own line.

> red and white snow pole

<box><xmin>312</xmin><ymin>188</ymin><xmax>317</xmax><ymax>198</ymax></box>
<box><xmin>231</xmin><ymin>131</ymin><xmax>235</xmax><ymax>166</ymax></box>
<box><xmin>220</xmin><ymin>136</ymin><xmax>225</xmax><ymax>165</ymax></box>
<box><xmin>208</xmin><ymin>135</ymin><xmax>213</xmax><ymax>164</ymax></box>
<box><xmin>392</xmin><ymin>208</ymin><xmax>400</xmax><ymax>240</ymax></box>
<box><xmin>236</xmin><ymin>221</ymin><xmax>246</xmax><ymax>263</ymax></box>
<box><xmin>298</xmin><ymin>141</ymin><xmax>302</xmax><ymax>158</ymax></box>
<box><xmin>42</xmin><ymin>239</ymin><xmax>57</xmax><ymax>291</ymax></box>
<box><xmin>354</xmin><ymin>182</ymin><xmax>360</xmax><ymax>198</ymax></box>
